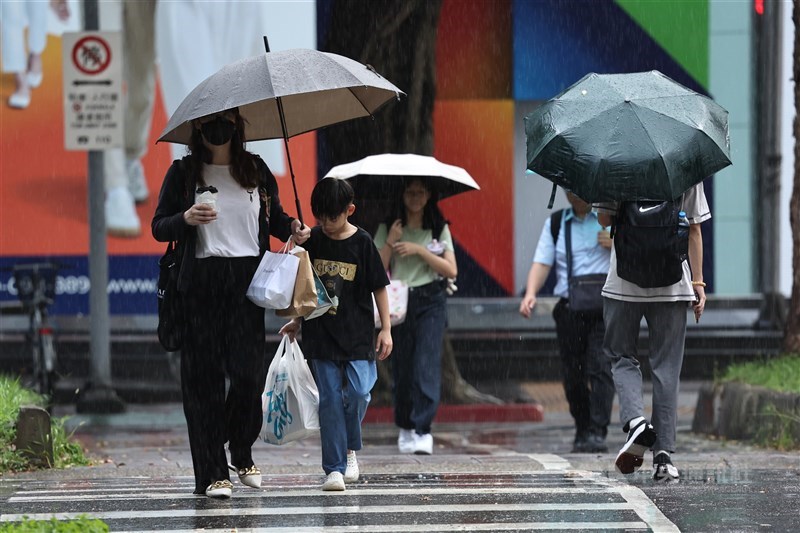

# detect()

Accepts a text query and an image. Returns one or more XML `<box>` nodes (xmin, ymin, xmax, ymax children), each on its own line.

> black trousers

<box><xmin>181</xmin><ymin>256</ymin><xmax>266</xmax><ymax>494</ymax></box>
<box><xmin>552</xmin><ymin>298</ymin><xmax>614</xmax><ymax>439</ymax></box>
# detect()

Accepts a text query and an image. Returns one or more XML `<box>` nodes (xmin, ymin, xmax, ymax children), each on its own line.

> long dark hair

<box><xmin>186</xmin><ymin>107</ymin><xmax>260</xmax><ymax>190</ymax></box>
<box><xmin>385</xmin><ymin>178</ymin><xmax>448</xmax><ymax>239</ymax></box>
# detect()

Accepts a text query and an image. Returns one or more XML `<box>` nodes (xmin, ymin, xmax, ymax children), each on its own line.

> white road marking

<box><xmin>526</xmin><ymin>453</ymin><xmax>571</xmax><ymax>470</ymax></box>
<box><xmin>115</xmin><ymin>524</ymin><xmax>648</xmax><ymax>533</ymax></box>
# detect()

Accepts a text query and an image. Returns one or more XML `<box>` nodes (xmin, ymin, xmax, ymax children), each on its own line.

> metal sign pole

<box><xmin>76</xmin><ymin>0</ymin><xmax>124</xmax><ymax>413</ymax></box>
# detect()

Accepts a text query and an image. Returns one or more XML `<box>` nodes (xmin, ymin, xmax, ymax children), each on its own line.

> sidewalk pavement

<box><xmin>37</xmin><ymin>379</ymin><xmax>799</xmax><ymax>483</ymax></box>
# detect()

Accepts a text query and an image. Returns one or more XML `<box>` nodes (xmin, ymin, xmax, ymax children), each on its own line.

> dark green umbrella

<box><xmin>525</xmin><ymin>70</ymin><xmax>731</xmax><ymax>206</ymax></box>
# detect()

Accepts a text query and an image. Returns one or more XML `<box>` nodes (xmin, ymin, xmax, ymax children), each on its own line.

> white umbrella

<box><xmin>157</xmin><ymin>43</ymin><xmax>404</xmax><ymax>222</ymax></box>
<box><xmin>324</xmin><ymin>153</ymin><xmax>480</xmax><ymax>200</ymax></box>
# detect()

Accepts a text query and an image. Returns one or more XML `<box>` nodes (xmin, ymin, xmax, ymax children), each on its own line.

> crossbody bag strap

<box><xmin>564</xmin><ymin>216</ymin><xmax>573</xmax><ymax>280</ymax></box>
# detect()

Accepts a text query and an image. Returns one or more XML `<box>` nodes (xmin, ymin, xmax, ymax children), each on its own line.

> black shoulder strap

<box><xmin>550</xmin><ymin>209</ymin><xmax>564</xmax><ymax>244</ymax></box>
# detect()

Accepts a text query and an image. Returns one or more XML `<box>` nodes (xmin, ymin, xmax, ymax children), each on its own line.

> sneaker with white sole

<box><xmin>397</xmin><ymin>428</ymin><xmax>415</xmax><ymax>454</ymax></box>
<box><xmin>205</xmin><ymin>479</ymin><xmax>233</xmax><ymax>499</ymax></box>
<box><xmin>344</xmin><ymin>450</ymin><xmax>359</xmax><ymax>483</ymax></box>
<box><xmin>322</xmin><ymin>471</ymin><xmax>345</xmax><ymax>491</ymax></box>
<box><xmin>127</xmin><ymin>158</ymin><xmax>149</xmax><ymax>203</ymax></box>
<box><xmin>615</xmin><ymin>419</ymin><xmax>657</xmax><ymax>474</ymax></box>
<box><xmin>652</xmin><ymin>452</ymin><xmax>680</xmax><ymax>482</ymax></box>
<box><xmin>230</xmin><ymin>464</ymin><xmax>262</xmax><ymax>489</ymax></box>
<box><xmin>413</xmin><ymin>432</ymin><xmax>433</xmax><ymax>455</ymax></box>
<box><xmin>106</xmin><ymin>186</ymin><xmax>141</xmax><ymax>238</ymax></box>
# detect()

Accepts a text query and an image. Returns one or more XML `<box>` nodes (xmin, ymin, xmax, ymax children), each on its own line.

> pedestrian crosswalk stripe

<box><xmin>1</xmin><ymin>468</ymin><xmax>676</xmax><ymax>532</ymax></box>
<box><xmin>526</xmin><ymin>453</ymin><xmax>571</xmax><ymax>470</ymax></box>
<box><xmin>115</xmin><ymin>523</ymin><xmax>649</xmax><ymax>533</ymax></box>
<box><xmin>9</xmin><ymin>485</ymin><xmax>621</xmax><ymax>503</ymax></box>
<box><xmin>4</xmin><ymin>502</ymin><xmax>639</xmax><ymax>522</ymax></box>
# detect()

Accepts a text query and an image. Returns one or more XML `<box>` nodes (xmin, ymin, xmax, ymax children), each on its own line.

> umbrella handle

<box><xmin>548</xmin><ymin>183</ymin><xmax>557</xmax><ymax>209</ymax></box>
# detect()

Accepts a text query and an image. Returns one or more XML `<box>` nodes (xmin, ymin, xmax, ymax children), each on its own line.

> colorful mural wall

<box><xmin>0</xmin><ymin>0</ymin><xmax>727</xmax><ymax>314</ymax></box>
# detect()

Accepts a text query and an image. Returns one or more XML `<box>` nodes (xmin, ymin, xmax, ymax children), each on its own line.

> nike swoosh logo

<box><xmin>638</xmin><ymin>205</ymin><xmax>661</xmax><ymax>213</ymax></box>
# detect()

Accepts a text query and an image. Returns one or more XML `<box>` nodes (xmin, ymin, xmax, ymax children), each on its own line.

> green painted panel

<box><xmin>616</xmin><ymin>0</ymin><xmax>709</xmax><ymax>89</ymax></box>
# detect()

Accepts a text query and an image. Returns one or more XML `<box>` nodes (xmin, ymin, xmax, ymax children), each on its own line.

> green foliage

<box><xmin>0</xmin><ymin>375</ymin><xmax>89</xmax><ymax>472</ymax></box>
<box><xmin>718</xmin><ymin>354</ymin><xmax>800</xmax><ymax>393</ymax></box>
<box><xmin>754</xmin><ymin>403</ymin><xmax>800</xmax><ymax>451</ymax></box>
<box><xmin>0</xmin><ymin>516</ymin><xmax>108</xmax><ymax>533</ymax></box>
<box><xmin>719</xmin><ymin>355</ymin><xmax>800</xmax><ymax>450</ymax></box>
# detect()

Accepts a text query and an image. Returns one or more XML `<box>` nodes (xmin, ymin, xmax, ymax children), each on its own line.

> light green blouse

<box><xmin>374</xmin><ymin>223</ymin><xmax>454</xmax><ymax>288</ymax></box>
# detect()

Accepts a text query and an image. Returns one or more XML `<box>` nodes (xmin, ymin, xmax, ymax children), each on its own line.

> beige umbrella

<box><xmin>158</xmin><ymin>43</ymin><xmax>404</xmax><ymax>221</ymax></box>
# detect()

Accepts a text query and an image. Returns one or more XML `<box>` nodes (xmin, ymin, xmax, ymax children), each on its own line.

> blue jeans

<box><xmin>391</xmin><ymin>281</ymin><xmax>447</xmax><ymax>435</ymax></box>
<box><xmin>310</xmin><ymin>359</ymin><xmax>376</xmax><ymax>475</ymax></box>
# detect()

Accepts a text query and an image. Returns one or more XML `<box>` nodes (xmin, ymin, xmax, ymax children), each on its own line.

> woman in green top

<box><xmin>373</xmin><ymin>178</ymin><xmax>457</xmax><ymax>455</ymax></box>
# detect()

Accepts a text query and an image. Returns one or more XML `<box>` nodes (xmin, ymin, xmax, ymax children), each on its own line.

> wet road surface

<box><xmin>0</xmin><ymin>382</ymin><xmax>798</xmax><ymax>531</ymax></box>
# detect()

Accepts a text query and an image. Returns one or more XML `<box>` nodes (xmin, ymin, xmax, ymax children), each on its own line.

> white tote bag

<box><xmin>373</xmin><ymin>279</ymin><xmax>409</xmax><ymax>328</ymax></box>
<box><xmin>261</xmin><ymin>336</ymin><xmax>320</xmax><ymax>445</ymax></box>
<box><xmin>247</xmin><ymin>240</ymin><xmax>300</xmax><ymax>309</ymax></box>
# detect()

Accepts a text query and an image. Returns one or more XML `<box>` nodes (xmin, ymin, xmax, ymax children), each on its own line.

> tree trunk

<box><xmin>320</xmin><ymin>0</ymin><xmax>501</xmax><ymax>404</ymax></box>
<box><xmin>786</xmin><ymin>1</ymin><xmax>800</xmax><ymax>353</ymax></box>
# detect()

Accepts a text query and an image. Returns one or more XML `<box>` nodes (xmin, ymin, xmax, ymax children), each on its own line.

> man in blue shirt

<box><xmin>519</xmin><ymin>192</ymin><xmax>614</xmax><ymax>453</ymax></box>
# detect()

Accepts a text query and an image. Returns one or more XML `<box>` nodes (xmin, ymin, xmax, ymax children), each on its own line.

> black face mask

<box><xmin>201</xmin><ymin>116</ymin><xmax>236</xmax><ymax>146</ymax></box>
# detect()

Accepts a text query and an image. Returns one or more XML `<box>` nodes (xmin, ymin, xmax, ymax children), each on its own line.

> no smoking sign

<box><xmin>62</xmin><ymin>32</ymin><xmax>122</xmax><ymax>150</ymax></box>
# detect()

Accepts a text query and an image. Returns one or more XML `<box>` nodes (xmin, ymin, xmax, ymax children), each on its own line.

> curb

<box><xmin>692</xmin><ymin>382</ymin><xmax>800</xmax><ymax>443</ymax></box>
<box><xmin>363</xmin><ymin>403</ymin><xmax>545</xmax><ymax>424</ymax></box>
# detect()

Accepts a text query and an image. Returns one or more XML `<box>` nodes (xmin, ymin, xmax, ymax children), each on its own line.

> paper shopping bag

<box><xmin>373</xmin><ymin>279</ymin><xmax>409</xmax><ymax>328</ymax></box>
<box><xmin>261</xmin><ymin>336</ymin><xmax>320</xmax><ymax>445</ymax></box>
<box><xmin>276</xmin><ymin>246</ymin><xmax>318</xmax><ymax>318</ymax></box>
<box><xmin>247</xmin><ymin>241</ymin><xmax>300</xmax><ymax>309</ymax></box>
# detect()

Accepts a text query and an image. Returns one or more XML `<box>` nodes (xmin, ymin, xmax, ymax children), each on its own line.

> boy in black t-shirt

<box><xmin>280</xmin><ymin>178</ymin><xmax>393</xmax><ymax>491</ymax></box>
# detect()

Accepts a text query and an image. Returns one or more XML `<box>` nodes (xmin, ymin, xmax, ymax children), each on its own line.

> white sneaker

<box><xmin>27</xmin><ymin>71</ymin><xmax>43</xmax><ymax>88</ymax></box>
<box><xmin>106</xmin><ymin>186</ymin><xmax>141</xmax><ymax>238</ymax></box>
<box><xmin>322</xmin><ymin>471</ymin><xmax>345</xmax><ymax>491</ymax></box>
<box><xmin>127</xmin><ymin>158</ymin><xmax>149</xmax><ymax>203</ymax></box>
<box><xmin>398</xmin><ymin>429</ymin><xmax>415</xmax><ymax>454</ymax></box>
<box><xmin>8</xmin><ymin>90</ymin><xmax>30</xmax><ymax>109</ymax></box>
<box><xmin>344</xmin><ymin>450</ymin><xmax>359</xmax><ymax>483</ymax></box>
<box><xmin>413</xmin><ymin>433</ymin><xmax>433</xmax><ymax>455</ymax></box>
<box><xmin>205</xmin><ymin>479</ymin><xmax>233</xmax><ymax>499</ymax></box>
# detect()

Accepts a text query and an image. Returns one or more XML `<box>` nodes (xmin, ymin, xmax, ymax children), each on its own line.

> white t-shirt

<box><xmin>594</xmin><ymin>183</ymin><xmax>711</xmax><ymax>303</ymax></box>
<box><xmin>195</xmin><ymin>164</ymin><xmax>260</xmax><ymax>259</ymax></box>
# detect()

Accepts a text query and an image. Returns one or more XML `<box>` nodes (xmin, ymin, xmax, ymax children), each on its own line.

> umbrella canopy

<box><xmin>525</xmin><ymin>70</ymin><xmax>731</xmax><ymax>203</ymax></box>
<box><xmin>158</xmin><ymin>48</ymin><xmax>404</xmax><ymax>144</ymax></box>
<box><xmin>324</xmin><ymin>153</ymin><xmax>480</xmax><ymax>200</ymax></box>
<box><xmin>157</xmin><ymin>46</ymin><xmax>403</xmax><ymax>223</ymax></box>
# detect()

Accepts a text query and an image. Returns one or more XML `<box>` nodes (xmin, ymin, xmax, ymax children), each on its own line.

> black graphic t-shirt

<box><xmin>301</xmin><ymin>226</ymin><xmax>389</xmax><ymax>361</ymax></box>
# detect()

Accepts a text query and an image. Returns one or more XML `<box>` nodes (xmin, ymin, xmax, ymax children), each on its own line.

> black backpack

<box><xmin>612</xmin><ymin>200</ymin><xmax>689</xmax><ymax>288</ymax></box>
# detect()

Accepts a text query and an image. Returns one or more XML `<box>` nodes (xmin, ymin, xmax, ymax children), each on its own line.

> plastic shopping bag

<box><xmin>276</xmin><ymin>246</ymin><xmax>318</xmax><ymax>318</ymax></box>
<box><xmin>247</xmin><ymin>240</ymin><xmax>300</xmax><ymax>309</ymax></box>
<box><xmin>373</xmin><ymin>279</ymin><xmax>409</xmax><ymax>328</ymax></box>
<box><xmin>261</xmin><ymin>335</ymin><xmax>320</xmax><ymax>445</ymax></box>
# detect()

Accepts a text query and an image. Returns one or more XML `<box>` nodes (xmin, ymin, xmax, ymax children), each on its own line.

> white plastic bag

<box><xmin>247</xmin><ymin>240</ymin><xmax>300</xmax><ymax>309</ymax></box>
<box><xmin>261</xmin><ymin>335</ymin><xmax>320</xmax><ymax>445</ymax></box>
<box><xmin>373</xmin><ymin>279</ymin><xmax>409</xmax><ymax>328</ymax></box>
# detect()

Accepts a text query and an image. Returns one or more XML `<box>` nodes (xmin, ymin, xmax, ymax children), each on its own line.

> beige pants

<box><xmin>104</xmin><ymin>0</ymin><xmax>156</xmax><ymax>189</ymax></box>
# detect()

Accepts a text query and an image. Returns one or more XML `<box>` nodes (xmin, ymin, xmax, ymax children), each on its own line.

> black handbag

<box><xmin>157</xmin><ymin>241</ymin><xmax>183</xmax><ymax>351</ymax></box>
<box><xmin>565</xmin><ymin>219</ymin><xmax>605</xmax><ymax>313</ymax></box>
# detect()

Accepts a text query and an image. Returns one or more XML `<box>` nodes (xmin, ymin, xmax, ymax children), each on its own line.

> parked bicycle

<box><xmin>10</xmin><ymin>262</ymin><xmax>61</xmax><ymax>407</ymax></box>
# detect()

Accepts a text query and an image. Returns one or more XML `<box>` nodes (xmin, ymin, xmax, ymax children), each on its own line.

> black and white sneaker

<box><xmin>614</xmin><ymin>419</ymin><xmax>657</xmax><ymax>474</ymax></box>
<box><xmin>652</xmin><ymin>452</ymin><xmax>680</xmax><ymax>482</ymax></box>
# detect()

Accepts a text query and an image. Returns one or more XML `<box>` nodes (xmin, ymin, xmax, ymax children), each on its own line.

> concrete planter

<box><xmin>14</xmin><ymin>405</ymin><xmax>53</xmax><ymax>468</ymax></box>
<box><xmin>693</xmin><ymin>382</ymin><xmax>800</xmax><ymax>446</ymax></box>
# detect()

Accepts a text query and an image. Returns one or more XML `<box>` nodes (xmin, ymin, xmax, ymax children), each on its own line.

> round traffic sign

<box><xmin>71</xmin><ymin>35</ymin><xmax>112</xmax><ymax>75</ymax></box>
